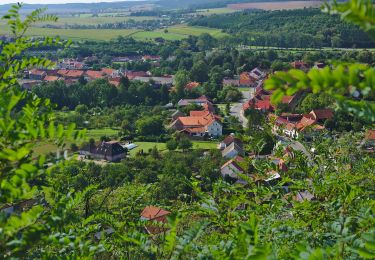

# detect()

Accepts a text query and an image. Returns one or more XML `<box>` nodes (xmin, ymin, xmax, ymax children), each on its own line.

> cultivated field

<box><xmin>228</xmin><ymin>1</ymin><xmax>323</xmax><ymax>10</ymax></box>
<box><xmin>0</xmin><ymin>24</ymin><xmax>226</xmax><ymax>41</ymax></box>
<box><xmin>195</xmin><ymin>8</ymin><xmax>239</xmax><ymax>15</ymax></box>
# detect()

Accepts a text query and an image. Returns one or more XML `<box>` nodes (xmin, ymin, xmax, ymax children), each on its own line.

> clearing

<box><xmin>228</xmin><ymin>1</ymin><xmax>323</xmax><ymax>11</ymax></box>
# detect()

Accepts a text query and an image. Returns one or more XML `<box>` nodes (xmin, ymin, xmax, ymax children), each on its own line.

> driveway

<box><xmin>230</xmin><ymin>88</ymin><xmax>254</xmax><ymax>128</ymax></box>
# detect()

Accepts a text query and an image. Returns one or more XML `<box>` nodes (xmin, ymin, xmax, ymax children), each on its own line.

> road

<box><xmin>230</xmin><ymin>88</ymin><xmax>254</xmax><ymax>128</ymax></box>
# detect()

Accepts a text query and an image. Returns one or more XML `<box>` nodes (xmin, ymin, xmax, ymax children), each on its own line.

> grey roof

<box><xmin>222</xmin><ymin>142</ymin><xmax>244</xmax><ymax>157</ymax></box>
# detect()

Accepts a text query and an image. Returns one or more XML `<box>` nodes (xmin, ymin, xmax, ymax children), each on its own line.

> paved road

<box><xmin>230</xmin><ymin>88</ymin><xmax>254</xmax><ymax>128</ymax></box>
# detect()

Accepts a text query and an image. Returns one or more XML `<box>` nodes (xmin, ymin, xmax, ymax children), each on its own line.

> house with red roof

<box><xmin>363</xmin><ymin>129</ymin><xmax>375</xmax><ymax>152</ymax></box>
<box><xmin>169</xmin><ymin>102</ymin><xmax>222</xmax><ymax>137</ymax></box>
<box><xmin>170</xmin><ymin>112</ymin><xmax>222</xmax><ymax>138</ymax></box>
<box><xmin>140</xmin><ymin>206</ymin><xmax>170</xmax><ymax>235</ymax></box>
<box><xmin>272</xmin><ymin>109</ymin><xmax>333</xmax><ymax>139</ymax></box>
<box><xmin>239</xmin><ymin>68</ymin><xmax>265</xmax><ymax>87</ymax></box>
<box><xmin>185</xmin><ymin>81</ymin><xmax>200</xmax><ymax>91</ymax></box>
<box><xmin>291</xmin><ymin>61</ymin><xmax>309</xmax><ymax>71</ymax></box>
<box><xmin>57</xmin><ymin>69</ymin><xmax>85</xmax><ymax>79</ymax></box>
<box><xmin>85</xmin><ymin>70</ymin><xmax>105</xmax><ymax>81</ymax></box>
<box><xmin>218</xmin><ymin>135</ymin><xmax>242</xmax><ymax>150</ymax></box>
<box><xmin>29</xmin><ymin>69</ymin><xmax>46</xmax><ymax>80</ymax></box>
<box><xmin>44</xmin><ymin>75</ymin><xmax>61</xmax><ymax>82</ymax></box>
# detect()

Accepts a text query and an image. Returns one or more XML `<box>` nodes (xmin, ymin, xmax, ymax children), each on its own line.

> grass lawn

<box><xmin>128</xmin><ymin>141</ymin><xmax>218</xmax><ymax>157</ymax></box>
<box><xmin>167</xmin><ymin>25</ymin><xmax>228</xmax><ymax>38</ymax></box>
<box><xmin>238</xmin><ymin>86</ymin><xmax>250</xmax><ymax>92</ymax></box>
<box><xmin>131</xmin><ymin>31</ymin><xmax>187</xmax><ymax>41</ymax></box>
<box><xmin>32</xmin><ymin>128</ymin><xmax>120</xmax><ymax>156</ymax></box>
<box><xmin>85</xmin><ymin>128</ymin><xmax>119</xmax><ymax>140</ymax></box>
<box><xmin>0</xmin><ymin>24</ymin><xmax>227</xmax><ymax>41</ymax></box>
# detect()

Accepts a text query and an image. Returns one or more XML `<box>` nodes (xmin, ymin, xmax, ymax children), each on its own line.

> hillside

<box><xmin>190</xmin><ymin>8</ymin><xmax>375</xmax><ymax>48</ymax></box>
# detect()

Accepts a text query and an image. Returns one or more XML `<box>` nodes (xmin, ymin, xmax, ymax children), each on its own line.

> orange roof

<box><xmin>183</xmin><ymin>127</ymin><xmax>206</xmax><ymax>133</ymax></box>
<box><xmin>240</xmin><ymin>72</ymin><xmax>256</xmax><ymax>85</ymax></box>
<box><xmin>101</xmin><ymin>68</ymin><xmax>115</xmax><ymax>76</ymax></box>
<box><xmin>86</xmin><ymin>70</ymin><xmax>104</xmax><ymax>79</ymax></box>
<box><xmin>178</xmin><ymin>113</ymin><xmax>217</xmax><ymax>128</ymax></box>
<box><xmin>365</xmin><ymin>130</ymin><xmax>375</xmax><ymax>140</ymax></box>
<box><xmin>281</xmin><ymin>96</ymin><xmax>294</xmax><ymax>104</ymax></box>
<box><xmin>185</xmin><ymin>82</ymin><xmax>200</xmax><ymax>91</ymax></box>
<box><xmin>190</xmin><ymin>110</ymin><xmax>211</xmax><ymax>117</ymax></box>
<box><xmin>57</xmin><ymin>69</ymin><xmax>84</xmax><ymax>78</ymax></box>
<box><xmin>310</xmin><ymin>109</ymin><xmax>334</xmax><ymax>121</ymax></box>
<box><xmin>44</xmin><ymin>75</ymin><xmax>60</xmax><ymax>81</ymax></box>
<box><xmin>296</xmin><ymin>116</ymin><xmax>316</xmax><ymax>130</ymax></box>
<box><xmin>141</xmin><ymin>206</ymin><xmax>170</xmax><ymax>221</ymax></box>
<box><xmin>29</xmin><ymin>69</ymin><xmax>46</xmax><ymax>76</ymax></box>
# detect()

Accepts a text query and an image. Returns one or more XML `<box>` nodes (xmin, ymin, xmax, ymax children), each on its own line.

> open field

<box><xmin>131</xmin><ymin>30</ymin><xmax>187</xmax><ymax>41</ymax></box>
<box><xmin>228</xmin><ymin>1</ymin><xmax>323</xmax><ymax>10</ymax></box>
<box><xmin>167</xmin><ymin>25</ymin><xmax>227</xmax><ymax>38</ymax></box>
<box><xmin>0</xmin><ymin>25</ymin><xmax>138</xmax><ymax>41</ymax></box>
<box><xmin>195</xmin><ymin>8</ymin><xmax>239</xmax><ymax>15</ymax></box>
<box><xmin>0</xmin><ymin>24</ymin><xmax>226</xmax><ymax>41</ymax></box>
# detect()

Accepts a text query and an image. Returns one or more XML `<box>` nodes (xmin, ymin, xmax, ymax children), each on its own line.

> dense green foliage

<box><xmin>191</xmin><ymin>8</ymin><xmax>375</xmax><ymax>48</ymax></box>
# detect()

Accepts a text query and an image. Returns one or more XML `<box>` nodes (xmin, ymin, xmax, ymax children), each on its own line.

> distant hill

<box><xmin>0</xmin><ymin>1</ymin><xmax>156</xmax><ymax>14</ymax></box>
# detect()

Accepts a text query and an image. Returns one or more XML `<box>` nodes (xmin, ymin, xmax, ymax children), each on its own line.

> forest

<box><xmin>191</xmin><ymin>8</ymin><xmax>375</xmax><ymax>48</ymax></box>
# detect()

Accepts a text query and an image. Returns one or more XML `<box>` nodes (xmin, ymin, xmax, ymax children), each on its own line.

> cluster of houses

<box><xmin>223</xmin><ymin>67</ymin><xmax>266</xmax><ymax>88</ymax></box>
<box><xmin>19</xmin><ymin>54</ymin><xmax>173</xmax><ymax>89</ymax></box>
<box><xmin>218</xmin><ymin>134</ymin><xmax>315</xmax><ymax>201</ymax></box>
<box><xmin>272</xmin><ymin>109</ymin><xmax>334</xmax><ymax>138</ymax></box>
<box><xmin>112</xmin><ymin>55</ymin><xmax>161</xmax><ymax>63</ymax></box>
<box><xmin>169</xmin><ymin>95</ymin><xmax>223</xmax><ymax>138</ymax></box>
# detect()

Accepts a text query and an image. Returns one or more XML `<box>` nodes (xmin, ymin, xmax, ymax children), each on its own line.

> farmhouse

<box><xmin>239</xmin><ymin>68</ymin><xmax>265</xmax><ymax>87</ymax></box>
<box><xmin>140</xmin><ymin>206</ymin><xmax>171</xmax><ymax>235</ymax></box>
<box><xmin>29</xmin><ymin>69</ymin><xmax>46</xmax><ymax>80</ymax></box>
<box><xmin>80</xmin><ymin>141</ymin><xmax>127</xmax><ymax>162</ymax></box>
<box><xmin>170</xmin><ymin>110</ymin><xmax>222</xmax><ymax>137</ymax></box>
<box><xmin>272</xmin><ymin>109</ymin><xmax>333</xmax><ymax>138</ymax></box>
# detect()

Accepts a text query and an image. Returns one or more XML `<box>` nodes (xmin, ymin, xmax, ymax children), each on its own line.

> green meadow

<box><xmin>0</xmin><ymin>24</ymin><xmax>227</xmax><ymax>41</ymax></box>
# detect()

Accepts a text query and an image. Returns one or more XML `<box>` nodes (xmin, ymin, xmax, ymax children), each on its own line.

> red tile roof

<box><xmin>85</xmin><ymin>70</ymin><xmax>104</xmax><ymax>79</ymax></box>
<box><xmin>44</xmin><ymin>75</ymin><xmax>60</xmax><ymax>82</ymax></box>
<box><xmin>240</xmin><ymin>72</ymin><xmax>256</xmax><ymax>86</ymax></box>
<box><xmin>101</xmin><ymin>68</ymin><xmax>115</xmax><ymax>76</ymax></box>
<box><xmin>29</xmin><ymin>69</ymin><xmax>46</xmax><ymax>76</ymax></box>
<box><xmin>185</xmin><ymin>81</ymin><xmax>200</xmax><ymax>91</ymax></box>
<box><xmin>365</xmin><ymin>130</ymin><xmax>375</xmax><ymax>140</ymax></box>
<box><xmin>57</xmin><ymin>69</ymin><xmax>85</xmax><ymax>78</ymax></box>
<box><xmin>141</xmin><ymin>206</ymin><xmax>170</xmax><ymax>221</ymax></box>
<box><xmin>310</xmin><ymin>109</ymin><xmax>334</xmax><ymax>121</ymax></box>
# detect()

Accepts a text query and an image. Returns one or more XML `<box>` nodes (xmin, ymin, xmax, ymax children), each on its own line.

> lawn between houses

<box><xmin>32</xmin><ymin>127</ymin><xmax>218</xmax><ymax>157</ymax></box>
<box><xmin>128</xmin><ymin>141</ymin><xmax>218</xmax><ymax>157</ymax></box>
